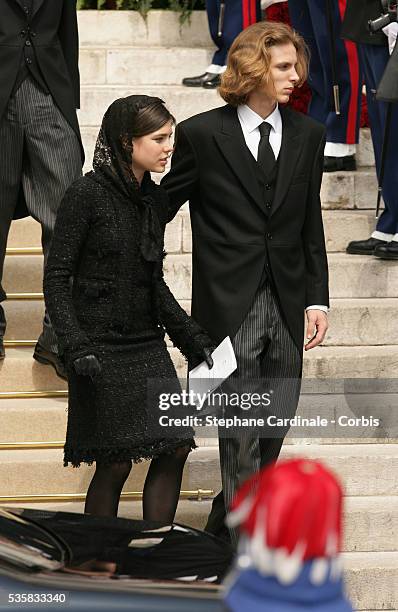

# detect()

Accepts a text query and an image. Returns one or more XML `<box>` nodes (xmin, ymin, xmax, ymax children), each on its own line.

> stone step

<box><xmin>323</xmin><ymin>210</ymin><xmax>375</xmax><ymax>252</ymax></box>
<box><xmin>0</xmin><ymin>443</ymin><xmax>397</xmax><ymax>498</ymax></box>
<box><xmin>1</xmin><ymin>395</ymin><xmax>395</xmax><ymax>445</ymax></box>
<box><xmin>80</xmin><ymin>46</ymin><xmax>213</xmax><ymax>86</ymax></box>
<box><xmin>5</xmin><ymin>296</ymin><xmax>398</xmax><ymax>349</ymax></box>
<box><xmin>1</xmin><ymin>344</ymin><xmax>398</xmax><ymax>394</ymax></box>
<box><xmin>2</xmin><ymin>394</ymin><xmax>396</xmax><ymax>447</ymax></box>
<box><xmin>7</xmin><ymin>209</ymin><xmax>186</xmax><ymax>250</ymax></box>
<box><xmin>5</xmin><ymin>253</ymin><xmax>397</xmax><ymax>298</ymax></box>
<box><xmin>321</xmin><ymin>168</ymin><xmax>379</xmax><ymax>210</ymax></box>
<box><xmin>0</xmin><ymin>348</ymin><xmax>67</xmax><ymax>393</ymax></box>
<box><xmin>4</xmin><ymin>496</ymin><xmax>396</xmax><ymax>554</ymax></box>
<box><xmin>2</xmin><ymin>393</ymin><xmax>395</xmax><ymax>445</ymax></box>
<box><xmin>77</xmin><ymin>84</ymin><xmax>220</xmax><ymax>127</ymax></box>
<box><xmin>6</xmin><ymin>209</ymin><xmax>375</xmax><ymax>255</ymax></box>
<box><xmin>343</xmin><ymin>551</ymin><xmax>398</xmax><ymax>610</ymax></box>
<box><xmin>77</xmin><ymin>10</ymin><xmax>213</xmax><ymax>48</ymax></box>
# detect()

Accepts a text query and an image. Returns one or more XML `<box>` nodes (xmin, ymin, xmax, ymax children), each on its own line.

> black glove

<box><xmin>73</xmin><ymin>354</ymin><xmax>101</xmax><ymax>380</ymax></box>
<box><xmin>202</xmin><ymin>346</ymin><xmax>215</xmax><ymax>369</ymax></box>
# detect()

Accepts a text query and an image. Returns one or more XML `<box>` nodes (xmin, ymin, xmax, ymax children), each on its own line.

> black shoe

<box><xmin>346</xmin><ymin>237</ymin><xmax>388</xmax><ymax>255</ymax></box>
<box><xmin>374</xmin><ymin>240</ymin><xmax>398</xmax><ymax>260</ymax></box>
<box><xmin>202</xmin><ymin>74</ymin><xmax>221</xmax><ymax>89</ymax></box>
<box><xmin>323</xmin><ymin>155</ymin><xmax>357</xmax><ymax>172</ymax></box>
<box><xmin>0</xmin><ymin>338</ymin><xmax>4</xmax><ymax>360</ymax></box>
<box><xmin>182</xmin><ymin>72</ymin><xmax>220</xmax><ymax>88</ymax></box>
<box><xmin>33</xmin><ymin>343</ymin><xmax>67</xmax><ymax>380</ymax></box>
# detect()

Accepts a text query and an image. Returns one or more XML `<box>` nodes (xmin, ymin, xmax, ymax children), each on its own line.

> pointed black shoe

<box><xmin>33</xmin><ymin>343</ymin><xmax>67</xmax><ymax>380</ymax></box>
<box><xmin>323</xmin><ymin>155</ymin><xmax>357</xmax><ymax>172</ymax></box>
<box><xmin>182</xmin><ymin>72</ymin><xmax>220</xmax><ymax>88</ymax></box>
<box><xmin>374</xmin><ymin>240</ymin><xmax>398</xmax><ymax>260</ymax></box>
<box><xmin>346</xmin><ymin>237</ymin><xmax>388</xmax><ymax>255</ymax></box>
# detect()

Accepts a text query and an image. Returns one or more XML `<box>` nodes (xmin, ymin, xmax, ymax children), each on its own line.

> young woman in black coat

<box><xmin>44</xmin><ymin>95</ymin><xmax>214</xmax><ymax>521</ymax></box>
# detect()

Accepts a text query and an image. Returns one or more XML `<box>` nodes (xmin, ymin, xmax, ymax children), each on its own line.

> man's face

<box><xmin>262</xmin><ymin>43</ymin><xmax>300</xmax><ymax>104</ymax></box>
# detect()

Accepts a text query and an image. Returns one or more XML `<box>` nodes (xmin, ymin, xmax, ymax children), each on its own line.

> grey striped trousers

<box><xmin>210</xmin><ymin>278</ymin><xmax>303</xmax><ymax>545</ymax></box>
<box><xmin>0</xmin><ymin>77</ymin><xmax>82</xmax><ymax>351</ymax></box>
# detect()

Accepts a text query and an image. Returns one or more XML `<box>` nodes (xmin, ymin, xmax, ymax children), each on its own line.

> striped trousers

<box><xmin>0</xmin><ymin>77</ymin><xmax>82</xmax><ymax>351</ymax></box>
<box><xmin>206</xmin><ymin>278</ymin><xmax>303</xmax><ymax>546</ymax></box>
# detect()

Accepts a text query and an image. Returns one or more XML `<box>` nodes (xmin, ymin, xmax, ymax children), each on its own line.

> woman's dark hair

<box><xmin>93</xmin><ymin>95</ymin><xmax>175</xmax><ymax>193</ymax></box>
<box><xmin>129</xmin><ymin>97</ymin><xmax>176</xmax><ymax>138</ymax></box>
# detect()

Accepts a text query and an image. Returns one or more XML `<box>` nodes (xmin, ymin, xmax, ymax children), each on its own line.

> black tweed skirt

<box><xmin>63</xmin><ymin>338</ymin><xmax>195</xmax><ymax>467</ymax></box>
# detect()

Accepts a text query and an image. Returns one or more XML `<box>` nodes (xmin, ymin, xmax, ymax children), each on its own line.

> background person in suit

<box><xmin>162</xmin><ymin>21</ymin><xmax>329</xmax><ymax>545</ymax></box>
<box><xmin>288</xmin><ymin>0</ymin><xmax>362</xmax><ymax>172</ymax></box>
<box><xmin>343</xmin><ymin>0</ymin><xmax>398</xmax><ymax>260</ymax></box>
<box><xmin>182</xmin><ymin>0</ymin><xmax>261</xmax><ymax>89</ymax></box>
<box><xmin>0</xmin><ymin>0</ymin><xmax>83</xmax><ymax>373</ymax></box>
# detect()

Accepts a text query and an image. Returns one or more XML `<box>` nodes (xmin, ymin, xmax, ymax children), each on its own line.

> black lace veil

<box><xmin>92</xmin><ymin>95</ymin><xmax>169</xmax><ymax>261</ymax></box>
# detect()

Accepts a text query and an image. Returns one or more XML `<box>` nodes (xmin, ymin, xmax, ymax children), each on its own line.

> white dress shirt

<box><xmin>237</xmin><ymin>103</ymin><xmax>328</xmax><ymax>315</ymax></box>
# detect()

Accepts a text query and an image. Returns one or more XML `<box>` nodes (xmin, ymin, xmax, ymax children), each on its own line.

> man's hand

<box><xmin>304</xmin><ymin>310</ymin><xmax>329</xmax><ymax>351</ymax></box>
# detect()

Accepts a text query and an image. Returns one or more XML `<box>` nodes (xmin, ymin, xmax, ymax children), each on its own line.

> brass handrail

<box><xmin>0</xmin><ymin>489</ymin><xmax>214</xmax><ymax>503</ymax></box>
<box><xmin>0</xmin><ymin>441</ymin><xmax>64</xmax><ymax>450</ymax></box>
<box><xmin>6</xmin><ymin>293</ymin><xmax>43</xmax><ymax>300</ymax></box>
<box><xmin>0</xmin><ymin>391</ymin><xmax>68</xmax><ymax>400</ymax></box>
<box><xmin>4</xmin><ymin>340</ymin><xmax>36</xmax><ymax>347</ymax></box>
<box><xmin>6</xmin><ymin>247</ymin><xmax>42</xmax><ymax>255</ymax></box>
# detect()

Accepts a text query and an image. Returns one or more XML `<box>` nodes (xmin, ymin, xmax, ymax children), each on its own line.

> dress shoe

<box><xmin>202</xmin><ymin>74</ymin><xmax>221</xmax><ymax>89</ymax></box>
<box><xmin>182</xmin><ymin>72</ymin><xmax>220</xmax><ymax>88</ymax></box>
<box><xmin>374</xmin><ymin>240</ymin><xmax>398</xmax><ymax>260</ymax></box>
<box><xmin>33</xmin><ymin>343</ymin><xmax>67</xmax><ymax>380</ymax></box>
<box><xmin>0</xmin><ymin>337</ymin><xmax>4</xmax><ymax>360</ymax></box>
<box><xmin>323</xmin><ymin>154</ymin><xmax>357</xmax><ymax>172</ymax></box>
<box><xmin>346</xmin><ymin>237</ymin><xmax>388</xmax><ymax>255</ymax></box>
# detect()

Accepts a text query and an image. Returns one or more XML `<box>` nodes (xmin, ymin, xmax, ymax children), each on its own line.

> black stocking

<box><xmin>142</xmin><ymin>446</ymin><xmax>190</xmax><ymax>523</ymax></box>
<box><xmin>84</xmin><ymin>461</ymin><xmax>132</xmax><ymax>517</ymax></box>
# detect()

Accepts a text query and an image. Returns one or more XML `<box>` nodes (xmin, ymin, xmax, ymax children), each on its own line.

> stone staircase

<box><xmin>0</xmin><ymin>11</ymin><xmax>397</xmax><ymax>610</ymax></box>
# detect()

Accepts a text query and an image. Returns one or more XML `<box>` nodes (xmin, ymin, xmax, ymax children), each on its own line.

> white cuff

<box><xmin>306</xmin><ymin>305</ymin><xmax>329</xmax><ymax>314</ymax></box>
<box><xmin>206</xmin><ymin>64</ymin><xmax>227</xmax><ymax>75</ymax></box>
<box><xmin>372</xmin><ymin>230</ymin><xmax>393</xmax><ymax>241</ymax></box>
<box><xmin>324</xmin><ymin>143</ymin><xmax>356</xmax><ymax>157</ymax></box>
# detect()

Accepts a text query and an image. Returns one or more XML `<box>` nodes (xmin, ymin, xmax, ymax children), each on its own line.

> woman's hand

<box><xmin>73</xmin><ymin>355</ymin><xmax>102</xmax><ymax>380</ymax></box>
<box><xmin>202</xmin><ymin>347</ymin><xmax>215</xmax><ymax>369</ymax></box>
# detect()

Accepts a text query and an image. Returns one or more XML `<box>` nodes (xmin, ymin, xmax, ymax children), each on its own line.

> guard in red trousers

<box><xmin>288</xmin><ymin>0</ymin><xmax>362</xmax><ymax>172</ymax></box>
<box><xmin>182</xmin><ymin>0</ymin><xmax>261</xmax><ymax>89</ymax></box>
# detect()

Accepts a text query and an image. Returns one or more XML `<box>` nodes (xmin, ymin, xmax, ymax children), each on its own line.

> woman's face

<box><xmin>131</xmin><ymin>120</ymin><xmax>174</xmax><ymax>176</ymax></box>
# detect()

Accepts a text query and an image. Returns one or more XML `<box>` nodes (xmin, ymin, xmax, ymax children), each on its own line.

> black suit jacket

<box><xmin>161</xmin><ymin>105</ymin><xmax>329</xmax><ymax>352</ymax></box>
<box><xmin>0</xmin><ymin>0</ymin><xmax>82</xmax><ymax>154</ymax></box>
<box><xmin>342</xmin><ymin>0</ymin><xmax>387</xmax><ymax>46</ymax></box>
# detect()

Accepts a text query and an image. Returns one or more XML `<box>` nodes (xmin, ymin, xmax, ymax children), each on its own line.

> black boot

<box><xmin>346</xmin><ymin>237</ymin><xmax>388</xmax><ymax>255</ymax></box>
<box><xmin>33</xmin><ymin>343</ymin><xmax>67</xmax><ymax>380</ymax></box>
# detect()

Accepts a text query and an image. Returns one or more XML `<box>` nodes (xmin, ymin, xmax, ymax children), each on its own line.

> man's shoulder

<box><xmin>179</xmin><ymin>105</ymin><xmax>228</xmax><ymax>132</ymax></box>
<box><xmin>283</xmin><ymin>106</ymin><xmax>326</xmax><ymax>139</ymax></box>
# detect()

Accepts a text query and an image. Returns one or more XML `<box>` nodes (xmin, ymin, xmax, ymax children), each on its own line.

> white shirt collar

<box><xmin>237</xmin><ymin>103</ymin><xmax>282</xmax><ymax>135</ymax></box>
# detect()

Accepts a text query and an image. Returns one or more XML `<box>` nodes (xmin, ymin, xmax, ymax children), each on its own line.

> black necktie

<box><xmin>257</xmin><ymin>122</ymin><xmax>275</xmax><ymax>171</ymax></box>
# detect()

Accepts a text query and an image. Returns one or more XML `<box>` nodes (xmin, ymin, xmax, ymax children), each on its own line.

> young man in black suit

<box><xmin>0</xmin><ymin>0</ymin><xmax>83</xmax><ymax>374</ymax></box>
<box><xmin>162</xmin><ymin>21</ymin><xmax>329</xmax><ymax>544</ymax></box>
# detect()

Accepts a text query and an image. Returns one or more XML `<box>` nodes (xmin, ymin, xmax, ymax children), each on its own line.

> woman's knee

<box><xmin>96</xmin><ymin>460</ymin><xmax>132</xmax><ymax>482</ymax></box>
<box><xmin>173</xmin><ymin>445</ymin><xmax>191</xmax><ymax>462</ymax></box>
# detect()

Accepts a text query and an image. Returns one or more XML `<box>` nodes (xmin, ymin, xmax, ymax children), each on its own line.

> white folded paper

<box><xmin>188</xmin><ymin>337</ymin><xmax>237</xmax><ymax>402</ymax></box>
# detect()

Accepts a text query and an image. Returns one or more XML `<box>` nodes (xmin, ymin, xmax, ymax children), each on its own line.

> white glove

<box><xmin>382</xmin><ymin>22</ymin><xmax>398</xmax><ymax>55</ymax></box>
<box><xmin>261</xmin><ymin>0</ymin><xmax>287</xmax><ymax>9</ymax></box>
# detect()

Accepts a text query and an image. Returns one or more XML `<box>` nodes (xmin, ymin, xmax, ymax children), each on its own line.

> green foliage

<box><xmin>77</xmin><ymin>0</ymin><xmax>205</xmax><ymax>20</ymax></box>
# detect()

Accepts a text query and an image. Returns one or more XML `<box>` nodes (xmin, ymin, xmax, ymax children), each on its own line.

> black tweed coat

<box><xmin>44</xmin><ymin>171</ymin><xmax>211</xmax><ymax>466</ymax></box>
